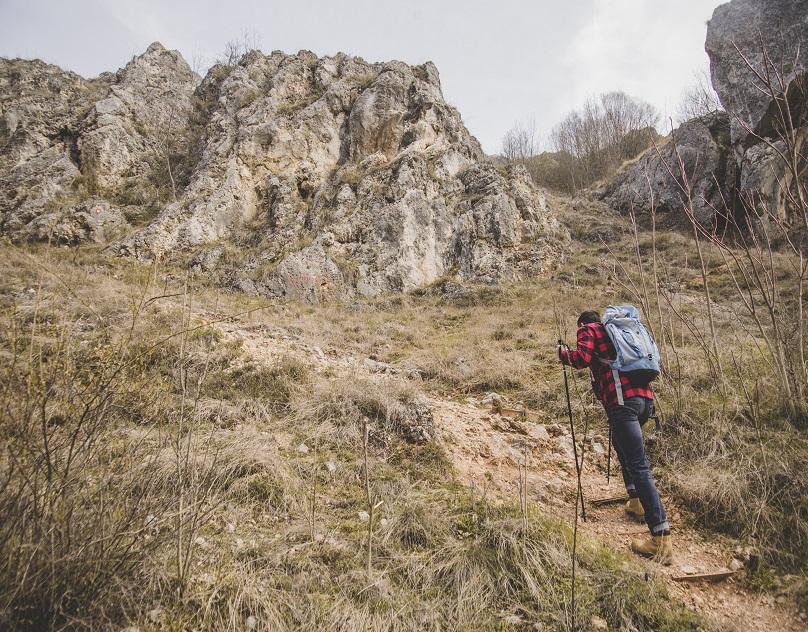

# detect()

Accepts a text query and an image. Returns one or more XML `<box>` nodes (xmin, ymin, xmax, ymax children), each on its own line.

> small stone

<box><xmin>591</xmin><ymin>615</ymin><xmax>608</xmax><ymax>630</ymax></box>
<box><xmin>246</xmin><ymin>615</ymin><xmax>257</xmax><ymax>629</ymax></box>
<box><xmin>555</xmin><ymin>435</ymin><xmax>576</xmax><ymax>459</ymax></box>
<box><xmin>379</xmin><ymin>517</ymin><xmax>389</xmax><ymax>527</ymax></box>
<box><xmin>590</xmin><ymin>441</ymin><xmax>606</xmax><ymax>455</ymax></box>
<box><xmin>358</xmin><ymin>511</ymin><xmax>370</xmax><ymax>522</ymax></box>
<box><xmin>776</xmin><ymin>595</ymin><xmax>787</xmax><ymax>604</ymax></box>
<box><xmin>194</xmin><ymin>536</ymin><xmax>206</xmax><ymax>547</ymax></box>
<box><xmin>147</xmin><ymin>607</ymin><xmax>163</xmax><ymax>623</ymax></box>
<box><xmin>363</xmin><ymin>358</ymin><xmax>397</xmax><ymax>373</ymax></box>
<box><xmin>528</xmin><ymin>424</ymin><xmax>550</xmax><ymax>442</ymax></box>
<box><xmin>680</xmin><ymin>564</ymin><xmax>697</xmax><ymax>575</ymax></box>
<box><xmin>325</xmin><ymin>460</ymin><xmax>337</xmax><ymax>474</ymax></box>
<box><xmin>729</xmin><ymin>558</ymin><xmax>744</xmax><ymax>571</ymax></box>
<box><xmin>226</xmin><ymin>522</ymin><xmax>236</xmax><ymax>533</ymax></box>
<box><xmin>296</xmin><ymin>443</ymin><xmax>309</xmax><ymax>454</ymax></box>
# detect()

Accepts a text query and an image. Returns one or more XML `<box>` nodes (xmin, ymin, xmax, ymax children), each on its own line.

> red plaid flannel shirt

<box><xmin>559</xmin><ymin>322</ymin><xmax>654</xmax><ymax>409</ymax></box>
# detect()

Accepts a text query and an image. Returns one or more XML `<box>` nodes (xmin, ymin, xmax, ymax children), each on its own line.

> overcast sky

<box><xmin>0</xmin><ymin>0</ymin><xmax>725</xmax><ymax>153</ymax></box>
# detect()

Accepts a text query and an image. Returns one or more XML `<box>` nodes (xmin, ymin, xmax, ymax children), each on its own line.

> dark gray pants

<box><xmin>606</xmin><ymin>397</ymin><xmax>669</xmax><ymax>535</ymax></box>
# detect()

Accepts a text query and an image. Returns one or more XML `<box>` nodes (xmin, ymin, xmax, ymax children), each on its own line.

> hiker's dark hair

<box><xmin>577</xmin><ymin>310</ymin><xmax>601</xmax><ymax>326</ymax></box>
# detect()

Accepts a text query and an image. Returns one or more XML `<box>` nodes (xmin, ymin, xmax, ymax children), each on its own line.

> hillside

<box><xmin>1</xmin><ymin>196</ymin><xmax>805</xmax><ymax>630</ymax></box>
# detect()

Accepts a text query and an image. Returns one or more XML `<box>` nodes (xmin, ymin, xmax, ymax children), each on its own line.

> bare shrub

<box><xmin>676</xmin><ymin>70</ymin><xmax>723</xmax><ymax>124</ymax></box>
<box><xmin>217</xmin><ymin>31</ymin><xmax>263</xmax><ymax>67</ymax></box>
<box><xmin>0</xmin><ymin>307</ymin><xmax>166</xmax><ymax>629</ymax></box>
<box><xmin>501</xmin><ymin>118</ymin><xmax>538</xmax><ymax>162</ymax></box>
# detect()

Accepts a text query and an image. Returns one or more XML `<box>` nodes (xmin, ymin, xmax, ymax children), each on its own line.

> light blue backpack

<box><xmin>601</xmin><ymin>305</ymin><xmax>660</xmax><ymax>405</ymax></box>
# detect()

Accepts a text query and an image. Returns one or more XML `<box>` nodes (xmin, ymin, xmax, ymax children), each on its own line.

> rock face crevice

<box><xmin>1</xmin><ymin>45</ymin><xmax>565</xmax><ymax>299</ymax></box>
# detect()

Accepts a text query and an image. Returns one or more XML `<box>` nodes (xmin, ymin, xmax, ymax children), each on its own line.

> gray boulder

<box><xmin>599</xmin><ymin>111</ymin><xmax>733</xmax><ymax>226</ymax></box>
<box><xmin>26</xmin><ymin>199</ymin><xmax>128</xmax><ymax>244</ymax></box>
<box><xmin>706</xmin><ymin>0</ymin><xmax>808</xmax><ymax>220</ymax></box>
<box><xmin>706</xmin><ymin>0</ymin><xmax>808</xmax><ymax>149</ymax></box>
<box><xmin>394</xmin><ymin>394</ymin><xmax>435</xmax><ymax>444</ymax></box>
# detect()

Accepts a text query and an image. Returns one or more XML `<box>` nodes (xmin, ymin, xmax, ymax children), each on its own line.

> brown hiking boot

<box><xmin>630</xmin><ymin>534</ymin><xmax>673</xmax><ymax>565</ymax></box>
<box><xmin>625</xmin><ymin>497</ymin><xmax>645</xmax><ymax>522</ymax></box>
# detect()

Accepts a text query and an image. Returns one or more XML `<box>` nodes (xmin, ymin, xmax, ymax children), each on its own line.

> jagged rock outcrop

<box><xmin>598</xmin><ymin>112</ymin><xmax>733</xmax><ymax>226</ymax></box>
<box><xmin>0</xmin><ymin>58</ymin><xmax>108</xmax><ymax>238</ymax></box>
<box><xmin>112</xmin><ymin>49</ymin><xmax>564</xmax><ymax>298</ymax></box>
<box><xmin>0</xmin><ymin>43</ymin><xmax>199</xmax><ymax>241</ymax></box>
<box><xmin>706</xmin><ymin>0</ymin><xmax>808</xmax><ymax>220</ymax></box>
<box><xmin>1</xmin><ymin>45</ymin><xmax>564</xmax><ymax>299</ymax></box>
<box><xmin>78</xmin><ymin>42</ymin><xmax>199</xmax><ymax>193</ymax></box>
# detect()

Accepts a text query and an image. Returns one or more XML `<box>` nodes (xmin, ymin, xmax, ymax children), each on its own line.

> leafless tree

<box><xmin>502</xmin><ymin>118</ymin><xmax>538</xmax><ymax>162</ymax></box>
<box><xmin>550</xmin><ymin>91</ymin><xmax>658</xmax><ymax>191</ymax></box>
<box><xmin>676</xmin><ymin>70</ymin><xmax>723</xmax><ymax>124</ymax></box>
<box><xmin>217</xmin><ymin>30</ymin><xmax>263</xmax><ymax>67</ymax></box>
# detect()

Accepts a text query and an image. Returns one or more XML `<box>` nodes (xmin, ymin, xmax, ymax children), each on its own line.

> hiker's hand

<box><xmin>557</xmin><ymin>344</ymin><xmax>567</xmax><ymax>363</ymax></box>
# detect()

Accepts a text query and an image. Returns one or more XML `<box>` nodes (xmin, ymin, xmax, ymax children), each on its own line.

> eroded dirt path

<box><xmin>214</xmin><ymin>316</ymin><xmax>803</xmax><ymax>632</ymax></box>
<box><xmin>432</xmin><ymin>398</ymin><xmax>804</xmax><ymax>632</ymax></box>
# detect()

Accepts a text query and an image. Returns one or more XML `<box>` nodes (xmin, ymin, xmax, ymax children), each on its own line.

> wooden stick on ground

<box><xmin>590</xmin><ymin>495</ymin><xmax>630</xmax><ymax>507</ymax></box>
<box><xmin>671</xmin><ymin>569</ymin><xmax>738</xmax><ymax>583</ymax></box>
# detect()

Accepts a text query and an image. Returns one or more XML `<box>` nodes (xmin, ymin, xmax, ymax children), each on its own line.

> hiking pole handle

<box><xmin>557</xmin><ymin>340</ymin><xmax>569</xmax><ymax>362</ymax></box>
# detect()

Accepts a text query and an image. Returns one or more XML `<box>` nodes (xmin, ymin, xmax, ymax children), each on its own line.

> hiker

<box><xmin>558</xmin><ymin>309</ymin><xmax>672</xmax><ymax>564</ymax></box>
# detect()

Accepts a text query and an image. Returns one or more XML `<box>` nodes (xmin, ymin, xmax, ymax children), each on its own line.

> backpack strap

<box><xmin>612</xmin><ymin>367</ymin><xmax>624</xmax><ymax>406</ymax></box>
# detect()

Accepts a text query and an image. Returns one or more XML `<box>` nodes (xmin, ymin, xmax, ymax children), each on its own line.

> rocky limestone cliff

<box><xmin>1</xmin><ymin>45</ymin><xmax>564</xmax><ymax>299</ymax></box>
<box><xmin>1</xmin><ymin>43</ymin><xmax>200</xmax><ymax>242</ymax></box>
<box><xmin>116</xmin><ymin>50</ymin><xmax>563</xmax><ymax>299</ymax></box>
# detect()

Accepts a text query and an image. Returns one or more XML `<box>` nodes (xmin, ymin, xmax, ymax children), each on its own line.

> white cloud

<box><xmin>567</xmin><ymin>0</ymin><xmax>719</xmax><ymax>130</ymax></box>
<box><xmin>0</xmin><ymin>0</ymin><xmax>726</xmax><ymax>153</ymax></box>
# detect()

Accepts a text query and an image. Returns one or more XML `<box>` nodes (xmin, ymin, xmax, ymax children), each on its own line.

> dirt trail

<box><xmin>215</xmin><ymin>317</ymin><xmax>803</xmax><ymax>632</ymax></box>
<box><xmin>432</xmin><ymin>398</ymin><xmax>803</xmax><ymax>632</ymax></box>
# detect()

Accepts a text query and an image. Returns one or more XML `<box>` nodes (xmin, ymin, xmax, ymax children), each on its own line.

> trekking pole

<box><xmin>559</xmin><ymin>342</ymin><xmax>582</xmax><ymax>630</ymax></box>
<box><xmin>652</xmin><ymin>398</ymin><xmax>663</xmax><ymax>434</ymax></box>
<box><xmin>606</xmin><ymin>426</ymin><xmax>612</xmax><ymax>483</ymax></box>
<box><xmin>559</xmin><ymin>341</ymin><xmax>587</xmax><ymax>522</ymax></box>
